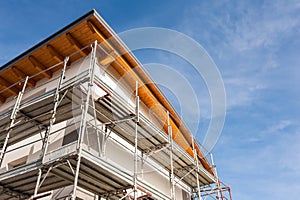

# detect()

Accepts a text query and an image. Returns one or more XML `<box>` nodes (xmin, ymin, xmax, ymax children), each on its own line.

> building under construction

<box><xmin>0</xmin><ymin>10</ymin><xmax>232</xmax><ymax>200</ymax></box>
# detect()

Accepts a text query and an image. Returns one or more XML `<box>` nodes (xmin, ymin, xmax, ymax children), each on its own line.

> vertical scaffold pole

<box><xmin>133</xmin><ymin>81</ymin><xmax>139</xmax><ymax>200</ymax></box>
<box><xmin>167</xmin><ymin>111</ymin><xmax>176</xmax><ymax>200</ymax></box>
<box><xmin>71</xmin><ymin>41</ymin><xmax>97</xmax><ymax>200</ymax></box>
<box><xmin>0</xmin><ymin>76</ymin><xmax>29</xmax><ymax>166</ymax></box>
<box><xmin>210</xmin><ymin>153</ymin><xmax>223</xmax><ymax>200</ymax></box>
<box><xmin>41</xmin><ymin>56</ymin><xmax>69</xmax><ymax>159</ymax></box>
<box><xmin>34</xmin><ymin>168</ymin><xmax>42</xmax><ymax>196</ymax></box>
<box><xmin>192</xmin><ymin>137</ymin><xmax>203</xmax><ymax>200</ymax></box>
<box><xmin>34</xmin><ymin>57</ymin><xmax>69</xmax><ymax>198</ymax></box>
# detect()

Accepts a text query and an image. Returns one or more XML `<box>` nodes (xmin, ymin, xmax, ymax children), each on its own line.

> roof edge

<box><xmin>0</xmin><ymin>9</ymin><xmax>96</xmax><ymax>72</ymax></box>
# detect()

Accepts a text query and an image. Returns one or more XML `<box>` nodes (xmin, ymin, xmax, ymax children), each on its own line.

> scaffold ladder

<box><xmin>34</xmin><ymin>57</ymin><xmax>69</xmax><ymax>197</ymax></box>
<box><xmin>0</xmin><ymin>76</ymin><xmax>29</xmax><ymax>166</ymax></box>
<box><xmin>40</xmin><ymin>57</ymin><xmax>69</xmax><ymax>159</ymax></box>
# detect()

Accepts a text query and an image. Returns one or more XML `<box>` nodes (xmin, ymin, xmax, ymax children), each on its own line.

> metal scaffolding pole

<box><xmin>41</xmin><ymin>57</ymin><xmax>69</xmax><ymax>159</ymax></box>
<box><xmin>133</xmin><ymin>81</ymin><xmax>139</xmax><ymax>200</ymax></box>
<box><xmin>34</xmin><ymin>168</ymin><xmax>42</xmax><ymax>196</ymax></box>
<box><xmin>210</xmin><ymin>153</ymin><xmax>223</xmax><ymax>200</ymax></box>
<box><xmin>0</xmin><ymin>76</ymin><xmax>29</xmax><ymax>167</ymax></box>
<box><xmin>192</xmin><ymin>137</ymin><xmax>203</xmax><ymax>200</ymax></box>
<box><xmin>71</xmin><ymin>41</ymin><xmax>97</xmax><ymax>200</ymax></box>
<box><xmin>167</xmin><ymin>111</ymin><xmax>175</xmax><ymax>200</ymax></box>
<box><xmin>34</xmin><ymin>57</ymin><xmax>69</xmax><ymax>198</ymax></box>
<box><xmin>0</xmin><ymin>39</ymin><xmax>231</xmax><ymax>200</ymax></box>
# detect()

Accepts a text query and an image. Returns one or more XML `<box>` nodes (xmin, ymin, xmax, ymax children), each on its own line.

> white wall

<box><xmin>0</xmin><ymin>54</ymin><xmax>191</xmax><ymax>199</ymax></box>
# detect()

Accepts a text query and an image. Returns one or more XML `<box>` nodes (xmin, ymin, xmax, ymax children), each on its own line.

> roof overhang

<box><xmin>0</xmin><ymin>10</ymin><xmax>214</xmax><ymax>176</ymax></box>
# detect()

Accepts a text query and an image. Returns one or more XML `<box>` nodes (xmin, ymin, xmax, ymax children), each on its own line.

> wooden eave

<box><xmin>0</xmin><ymin>10</ymin><xmax>214</xmax><ymax>176</ymax></box>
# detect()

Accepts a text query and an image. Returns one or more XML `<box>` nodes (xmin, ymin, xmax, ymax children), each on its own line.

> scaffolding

<box><xmin>0</xmin><ymin>40</ymin><xmax>232</xmax><ymax>200</ymax></box>
<box><xmin>0</xmin><ymin>12</ymin><xmax>232</xmax><ymax>199</ymax></box>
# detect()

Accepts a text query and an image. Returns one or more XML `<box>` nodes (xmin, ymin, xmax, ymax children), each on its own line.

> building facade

<box><xmin>0</xmin><ymin>10</ymin><xmax>231</xmax><ymax>200</ymax></box>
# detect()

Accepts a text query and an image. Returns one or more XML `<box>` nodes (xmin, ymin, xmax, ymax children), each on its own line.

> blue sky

<box><xmin>1</xmin><ymin>1</ymin><xmax>300</xmax><ymax>199</ymax></box>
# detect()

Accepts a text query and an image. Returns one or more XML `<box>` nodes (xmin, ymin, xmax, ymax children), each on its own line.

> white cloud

<box><xmin>223</xmin><ymin>76</ymin><xmax>266</xmax><ymax>109</ymax></box>
<box><xmin>216</xmin><ymin>124</ymin><xmax>300</xmax><ymax>199</ymax></box>
<box><xmin>176</xmin><ymin>2</ymin><xmax>300</xmax><ymax>199</ymax></box>
<box><xmin>262</xmin><ymin>120</ymin><xmax>292</xmax><ymax>134</ymax></box>
<box><xmin>209</xmin><ymin>1</ymin><xmax>300</xmax><ymax>52</ymax></box>
<box><xmin>178</xmin><ymin>0</ymin><xmax>300</xmax><ymax>111</ymax></box>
